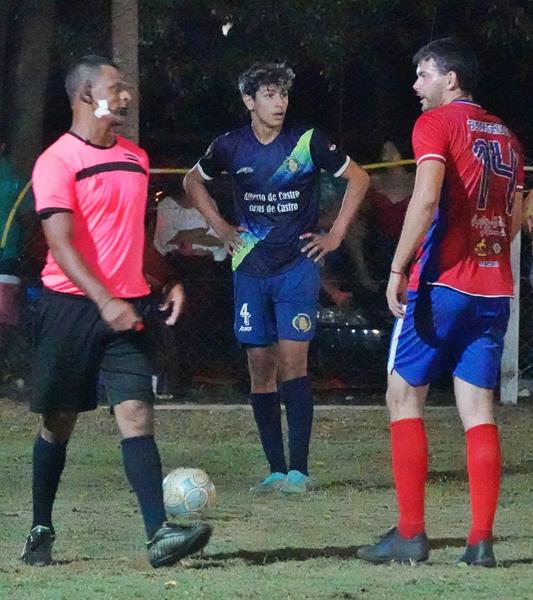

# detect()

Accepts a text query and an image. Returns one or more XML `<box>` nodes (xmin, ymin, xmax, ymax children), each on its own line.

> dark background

<box><xmin>32</xmin><ymin>0</ymin><xmax>533</xmax><ymax>167</ymax></box>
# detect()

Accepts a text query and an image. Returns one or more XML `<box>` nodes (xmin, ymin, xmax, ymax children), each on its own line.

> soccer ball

<box><xmin>163</xmin><ymin>467</ymin><xmax>216</xmax><ymax>518</ymax></box>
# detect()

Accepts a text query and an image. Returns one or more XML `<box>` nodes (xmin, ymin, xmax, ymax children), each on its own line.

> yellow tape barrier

<box><xmin>150</xmin><ymin>161</ymin><xmax>533</xmax><ymax>175</ymax></box>
<box><xmin>4</xmin><ymin>161</ymin><xmax>532</xmax><ymax>247</ymax></box>
<box><xmin>0</xmin><ymin>179</ymin><xmax>32</xmax><ymax>250</ymax></box>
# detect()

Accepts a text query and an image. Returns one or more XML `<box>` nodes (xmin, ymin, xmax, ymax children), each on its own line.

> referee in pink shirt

<box><xmin>20</xmin><ymin>55</ymin><xmax>211</xmax><ymax>568</ymax></box>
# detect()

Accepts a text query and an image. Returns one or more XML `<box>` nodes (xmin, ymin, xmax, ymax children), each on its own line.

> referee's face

<box><xmin>92</xmin><ymin>65</ymin><xmax>132</xmax><ymax>125</ymax></box>
<box><xmin>245</xmin><ymin>84</ymin><xmax>288</xmax><ymax>129</ymax></box>
<box><xmin>413</xmin><ymin>59</ymin><xmax>448</xmax><ymax>112</ymax></box>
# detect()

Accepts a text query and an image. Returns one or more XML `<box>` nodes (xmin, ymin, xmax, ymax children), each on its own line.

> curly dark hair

<box><xmin>237</xmin><ymin>62</ymin><xmax>295</xmax><ymax>98</ymax></box>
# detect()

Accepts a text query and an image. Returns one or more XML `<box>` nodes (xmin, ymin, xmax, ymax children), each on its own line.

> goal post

<box><xmin>500</xmin><ymin>231</ymin><xmax>521</xmax><ymax>405</ymax></box>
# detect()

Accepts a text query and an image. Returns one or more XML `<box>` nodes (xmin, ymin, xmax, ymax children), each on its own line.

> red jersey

<box><xmin>33</xmin><ymin>132</ymin><xmax>150</xmax><ymax>297</ymax></box>
<box><xmin>409</xmin><ymin>100</ymin><xmax>524</xmax><ymax>297</ymax></box>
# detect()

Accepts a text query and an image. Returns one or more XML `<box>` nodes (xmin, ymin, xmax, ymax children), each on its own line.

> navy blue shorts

<box><xmin>388</xmin><ymin>285</ymin><xmax>510</xmax><ymax>389</ymax></box>
<box><xmin>233</xmin><ymin>258</ymin><xmax>320</xmax><ymax>346</ymax></box>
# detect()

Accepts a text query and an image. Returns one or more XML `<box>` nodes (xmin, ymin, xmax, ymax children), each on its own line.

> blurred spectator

<box><xmin>318</xmin><ymin>171</ymin><xmax>377</xmax><ymax>308</ymax></box>
<box><xmin>154</xmin><ymin>191</ymin><xmax>227</xmax><ymax>262</ymax></box>
<box><xmin>366</xmin><ymin>141</ymin><xmax>414</xmax><ymax>281</ymax></box>
<box><xmin>152</xmin><ymin>190</ymin><xmax>232</xmax><ymax>395</ymax></box>
<box><xmin>0</xmin><ymin>139</ymin><xmax>33</xmax><ymax>362</ymax></box>
<box><xmin>522</xmin><ymin>188</ymin><xmax>533</xmax><ymax>288</ymax></box>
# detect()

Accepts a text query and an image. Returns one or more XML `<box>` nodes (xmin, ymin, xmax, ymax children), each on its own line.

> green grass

<box><xmin>0</xmin><ymin>399</ymin><xmax>532</xmax><ymax>600</ymax></box>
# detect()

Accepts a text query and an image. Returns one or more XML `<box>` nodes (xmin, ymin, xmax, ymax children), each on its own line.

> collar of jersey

<box><xmin>451</xmin><ymin>99</ymin><xmax>481</xmax><ymax>107</ymax></box>
<box><xmin>67</xmin><ymin>131</ymin><xmax>118</xmax><ymax>150</ymax></box>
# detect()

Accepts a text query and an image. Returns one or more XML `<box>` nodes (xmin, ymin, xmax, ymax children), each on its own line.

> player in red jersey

<box><xmin>21</xmin><ymin>56</ymin><xmax>211</xmax><ymax>568</ymax></box>
<box><xmin>358</xmin><ymin>38</ymin><xmax>524</xmax><ymax>567</ymax></box>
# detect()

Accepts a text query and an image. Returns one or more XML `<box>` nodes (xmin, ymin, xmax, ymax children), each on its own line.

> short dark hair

<box><xmin>413</xmin><ymin>37</ymin><xmax>479</xmax><ymax>94</ymax></box>
<box><xmin>65</xmin><ymin>55</ymin><xmax>119</xmax><ymax>103</ymax></box>
<box><xmin>237</xmin><ymin>62</ymin><xmax>295</xmax><ymax>98</ymax></box>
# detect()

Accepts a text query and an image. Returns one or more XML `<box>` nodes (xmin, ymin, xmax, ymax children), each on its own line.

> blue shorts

<box><xmin>233</xmin><ymin>258</ymin><xmax>320</xmax><ymax>345</ymax></box>
<box><xmin>388</xmin><ymin>285</ymin><xmax>510</xmax><ymax>389</ymax></box>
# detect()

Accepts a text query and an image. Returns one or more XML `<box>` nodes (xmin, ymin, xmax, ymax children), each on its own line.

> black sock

<box><xmin>250</xmin><ymin>392</ymin><xmax>287</xmax><ymax>474</ymax></box>
<box><xmin>32</xmin><ymin>435</ymin><xmax>68</xmax><ymax>533</ymax></box>
<box><xmin>121</xmin><ymin>435</ymin><xmax>166</xmax><ymax>540</ymax></box>
<box><xmin>280</xmin><ymin>376</ymin><xmax>314</xmax><ymax>476</ymax></box>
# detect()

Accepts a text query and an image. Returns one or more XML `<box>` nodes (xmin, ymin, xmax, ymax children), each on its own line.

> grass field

<box><xmin>0</xmin><ymin>398</ymin><xmax>531</xmax><ymax>600</ymax></box>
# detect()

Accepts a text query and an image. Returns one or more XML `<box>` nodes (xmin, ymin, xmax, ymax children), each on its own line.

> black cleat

<box><xmin>21</xmin><ymin>525</ymin><xmax>55</xmax><ymax>566</ymax></box>
<box><xmin>457</xmin><ymin>539</ymin><xmax>496</xmax><ymax>567</ymax></box>
<box><xmin>357</xmin><ymin>527</ymin><xmax>429</xmax><ymax>564</ymax></box>
<box><xmin>147</xmin><ymin>521</ymin><xmax>212</xmax><ymax>568</ymax></box>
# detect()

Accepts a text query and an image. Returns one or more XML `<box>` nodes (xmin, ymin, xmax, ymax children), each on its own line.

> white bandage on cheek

<box><xmin>94</xmin><ymin>99</ymin><xmax>111</xmax><ymax>118</ymax></box>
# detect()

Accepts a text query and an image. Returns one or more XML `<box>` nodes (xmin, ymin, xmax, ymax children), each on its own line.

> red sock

<box><xmin>391</xmin><ymin>418</ymin><xmax>428</xmax><ymax>539</ymax></box>
<box><xmin>466</xmin><ymin>423</ymin><xmax>501</xmax><ymax>545</ymax></box>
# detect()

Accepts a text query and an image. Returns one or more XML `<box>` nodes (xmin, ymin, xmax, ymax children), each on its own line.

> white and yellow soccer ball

<box><xmin>163</xmin><ymin>467</ymin><xmax>216</xmax><ymax>518</ymax></box>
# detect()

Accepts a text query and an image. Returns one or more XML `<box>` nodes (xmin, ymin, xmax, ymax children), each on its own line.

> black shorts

<box><xmin>31</xmin><ymin>289</ymin><xmax>157</xmax><ymax>414</ymax></box>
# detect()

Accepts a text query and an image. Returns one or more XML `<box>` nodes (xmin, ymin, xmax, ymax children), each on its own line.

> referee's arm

<box><xmin>41</xmin><ymin>212</ymin><xmax>141</xmax><ymax>331</ymax></box>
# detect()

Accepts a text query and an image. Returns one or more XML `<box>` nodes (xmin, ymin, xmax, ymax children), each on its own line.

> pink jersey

<box><xmin>33</xmin><ymin>132</ymin><xmax>150</xmax><ymax>297</ymax></box>
<box><xmin>409</xmin><ymin>100</ymin><xmax>524</xmax><ymax>297</ymax></box>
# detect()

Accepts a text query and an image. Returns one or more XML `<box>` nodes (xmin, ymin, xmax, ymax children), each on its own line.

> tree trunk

<box><xmin>6</xmin><ymin>0</ymin><xmax>55</xmax><ymax>177</ymax></box>
<box><xmin>112</xmin><ymin>0</ymin><xmax>139</xmax><ymax>143</ymax></box>
<box><xmin>0</xmin><ymin>1</ymin><xmax>14</xmax><ymax>129</ymax></box>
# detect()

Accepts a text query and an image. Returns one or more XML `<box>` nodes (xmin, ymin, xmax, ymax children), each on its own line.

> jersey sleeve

<box><xmin>32</xmin><ymin>151</ymin><xmax>77</xmax><ymax>218</ymax></box>
<box><xmin>412</xmin><ymin>112</ymin><xmax>449</xmax><ymax>166</ymax></box>
<box><xmin>196</xmin><ymin>135</ymin><xmax>228</xmax><ymax>180</ymax></box>
<box><xmin>310</xmin><ymin>129</ymin><xmax>350</xmax><ymax>177</ymax></box>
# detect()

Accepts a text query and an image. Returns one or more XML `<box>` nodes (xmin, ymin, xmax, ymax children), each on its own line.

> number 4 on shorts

<box><xmin>240</xmin><ymin>303</ymin><xmax>251</xmax><ymax>326</ymax></box>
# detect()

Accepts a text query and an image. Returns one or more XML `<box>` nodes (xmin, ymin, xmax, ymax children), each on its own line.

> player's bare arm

<box><xmin>183</xmin><ymin>166</ymin><xmax>245</xmax><ymax>255</ymax></box>
<box><xmin>42</xmin><ymin>212</ymin><xmax>141</xmax><ymax>331</ymax></box>
<box><xmin>387</xmin><ymin>159</ymin><xmax>445</xmax><ymax>317</ymax></box>
<box><xmin>300</xmin><ymin>160</ymin><xmax>370</xmax><ymax>261</ymax></box>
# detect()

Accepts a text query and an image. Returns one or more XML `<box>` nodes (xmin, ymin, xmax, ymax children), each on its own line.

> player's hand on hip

<box><xmin>218</xmin><ymin>223</ymin><xmax>247</xmax><ymax>256</ymax></box>
<box><xmin>300</xmin><ymin>231</ymin><xmax>341</xmax><ymax>262</ymax></box>
<box><xmin>160</xmin><ymin>283</ymin><xmax>186</xmax><ymax>326</ymax></box>
<box><xmin>100</xmin><ymin>298</ymin><xmax>143</xmax><ymax>332</ymax></box>
<box><xmin>386</xmin><ymin>272</ymin><xmax>408</xmax><ymax>318</ymax></box>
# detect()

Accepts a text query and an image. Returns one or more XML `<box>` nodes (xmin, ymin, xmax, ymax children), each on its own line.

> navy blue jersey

<box><xmin>197</xmin><ymin>123</ymin><xmax>349</xmax><ymax>276</ymax></box>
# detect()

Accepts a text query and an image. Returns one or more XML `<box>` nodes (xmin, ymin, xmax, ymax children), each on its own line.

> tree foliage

<box><xmin>0</xmin><ymin>0</ymin><xmax>532</xmax><ymax>171</ymax></box>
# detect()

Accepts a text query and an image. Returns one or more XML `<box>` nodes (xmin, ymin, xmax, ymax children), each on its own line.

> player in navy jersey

<box><xmin>184</xmin><ymin>63</ymin><xmax>369</xmax><ymax>494</ymax></box>
<box><xmin>358</xmin><ymin>39</ymin><xmax>523</xmax><ymax>566</ymax></box>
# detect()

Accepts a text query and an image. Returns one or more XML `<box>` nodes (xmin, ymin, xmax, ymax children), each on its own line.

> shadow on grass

<box><xmin>196</xmin><ymin>539</ymin><xmax>532</xmax><ymax>569</ymax></box>
<box><xmin>200</xmin><ymin>544</ymin><xmax>362</xmax><ymax>567</ymax></box>
<box><xmin>499</xmin><ymin>558</ymin><xmax>533</xmax><ymax>567</ymax></box>
<box><xmin>430</xmin><ymin>537</ymin><xmax>466</xmax><ymax>549</ymax></box>
<box><xmin>427</xmin><ymin>461</ymin><xmax>533</xmax><ymax>484</ymax></box>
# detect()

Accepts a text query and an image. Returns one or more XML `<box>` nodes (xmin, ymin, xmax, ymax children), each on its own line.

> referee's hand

<box><xmin>99</xmin><ymin>298</ymin><xmax>143</xmax><ymax>332</ymax></box>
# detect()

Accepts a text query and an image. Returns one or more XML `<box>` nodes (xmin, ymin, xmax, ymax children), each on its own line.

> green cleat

<box><xmin>280</xmin><ymin>470</ymin><xmax>314</xmax><ymax>494</ymax></box>
<box><xmin>457</xmin><ymin>540</ymin><xmax>496</xmax><ymax>567</ymax></box>
<box><xmin>147</xmin><ymin>521</ymin><xmax>212</xmax><ymax>568</ymax></box>
<box><xmin>249</xmin><ymin>472</ymin><xmax>287</xmax><ymax>494</ymax></box>
<box><xmin>21</xmin><ymin>525</ymin><xmax>55</xmax><ymax>566</ymax></box>
<box><xmin>357</xmin><ymin>527</ymin><xmax>429</xmax><ymax>564</ymax></box>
